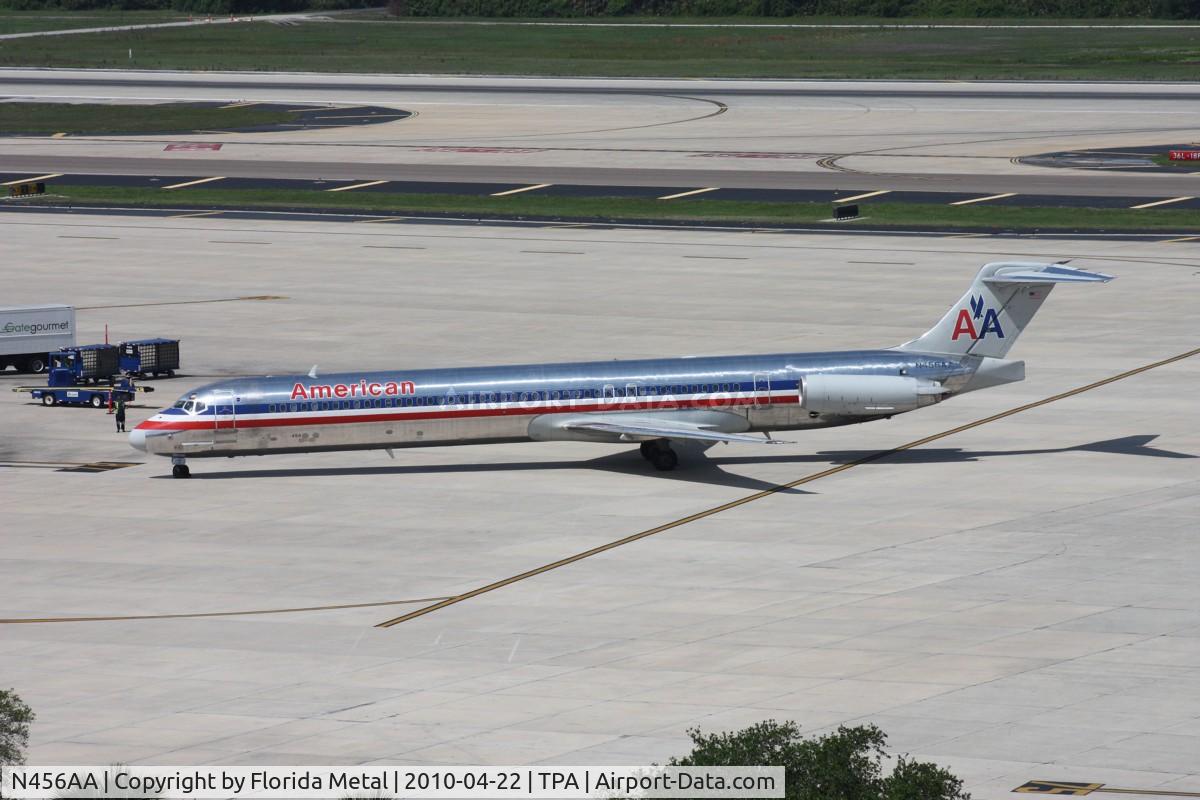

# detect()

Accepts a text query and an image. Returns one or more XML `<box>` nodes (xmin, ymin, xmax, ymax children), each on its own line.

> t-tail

<box><xmin>895</xmin><ymin>261</ymin><xmax>1113</xmax><ymax>358</ymax></box>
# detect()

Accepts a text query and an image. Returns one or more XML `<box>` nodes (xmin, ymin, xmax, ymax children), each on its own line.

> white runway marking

<box><xmin>658</xmin><ymin>187</ymin><xmax>719</xmax><ymax>200</ymax></box>
<box><xmin>1</xmin><ymin>173</ymin><xmax>61</xmax><ymax>185</ymax></box>
<box><xmin>950</xmin><ymin>192</ymin><xmax>1018</xmax><ymax>206</ymax></box>
<box><xmin>491</xmin><ymin>183</ymin><xmax>552</xmax><ymax>196</ymax></box>
<box><xmin>1130</xmin><ymin>196</ymin><xmax>1194</xmax><ymax>209</ymax></box>
<box><xmin>326</xmin><ymin>179</ymin><xmax>388</xmax><ymax>192</ymax></box>
<box><xmin>162</xmin><ymin>176</ymin><xmax>225</xmax><ymax>190</ymax></box>
<box><xmin>168</xmin><ymin>210</ymin><xmax>225</xmax><ymax>219</ymax></box>
<box><xmin>836</xmin><ymin>190</ymin><xmax>890</xmax><ymax>203</ymax></box>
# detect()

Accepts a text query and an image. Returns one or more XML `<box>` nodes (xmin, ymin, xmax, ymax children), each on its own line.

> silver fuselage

<box><xmin>132</xmin><ymin>350</ymin><xmax>976</xmax><ymax>459</ymax></box>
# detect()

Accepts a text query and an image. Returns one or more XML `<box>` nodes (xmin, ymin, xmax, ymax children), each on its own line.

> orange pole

<box><xmin>106</xmin><ymin>323</ymin><xmax>113</xmax><ymax>412</ymax></box>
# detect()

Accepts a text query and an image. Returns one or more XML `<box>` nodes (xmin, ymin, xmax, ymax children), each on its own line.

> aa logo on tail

<box><xmin>952</xmin><ymin>294</ymin><xmax>1005</xmax><ymax>340</ymax></box>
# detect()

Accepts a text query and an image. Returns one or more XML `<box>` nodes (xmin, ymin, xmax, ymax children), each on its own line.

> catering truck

<box><xmin>13</xmin><ymin>346</ymin><xmax>154</xmax><ymax>408</ymax></box>
<box><xmin>21</xmin><ymin>370</ymin><xmax>149</xmax><ymax>408</ymax></box>
<box><xmin>0</xmin><ymin>305</ymin><xmax>75</xmax><ymax>373</ymax></box>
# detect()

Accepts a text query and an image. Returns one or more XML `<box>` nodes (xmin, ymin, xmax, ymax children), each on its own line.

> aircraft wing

<box><xmin>561</xmin><ymin>417</ymin><xmax>787</xmax><ymax>445</ymax></box>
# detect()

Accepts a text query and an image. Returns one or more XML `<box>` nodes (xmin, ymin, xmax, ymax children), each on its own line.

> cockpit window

<box><xmin>172</xmin><ymin>400</ymin><xmax>207</xmax><ymax>414</ymax></box>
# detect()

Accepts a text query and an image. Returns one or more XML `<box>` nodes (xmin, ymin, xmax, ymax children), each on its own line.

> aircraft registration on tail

<box><xmin>131</xmin><ymin>262</ymin><xmax>1112</xmax><ymax>478</ymax></box>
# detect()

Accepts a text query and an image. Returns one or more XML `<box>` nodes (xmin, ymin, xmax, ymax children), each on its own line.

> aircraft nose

<box><xmin>129</xmin><ymin>427</ymin><xmax>147</xmax><ymax>452</ymax></box>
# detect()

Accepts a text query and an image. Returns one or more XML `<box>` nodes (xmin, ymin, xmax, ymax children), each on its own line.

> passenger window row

<box><xmin>260</xmin><ymin>382</ymin><xmax>750</xmax><ymax>413</ymax></box>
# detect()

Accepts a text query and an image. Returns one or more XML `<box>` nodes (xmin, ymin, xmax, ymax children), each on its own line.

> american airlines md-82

<box><xmin>131</xmin><ymin>262</ymin><xmax>1111</xmax><ymax>478</ymax></box>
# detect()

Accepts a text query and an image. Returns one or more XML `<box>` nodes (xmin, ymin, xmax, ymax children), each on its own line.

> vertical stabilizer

<box><xmin>894</xmin><ymin>262</ymin><xmax>1113</xmax><ymax>358</ymax></box>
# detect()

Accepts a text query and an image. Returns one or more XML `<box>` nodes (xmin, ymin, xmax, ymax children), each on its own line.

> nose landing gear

<box><xmin>639</xmin><ymin>439</ymin><xmax>679</xmax><ymax>472</ymax></box>
<box><xmin>171</xmin><ymin>456</ymin><xmax>190</xmax><ymax>479</ymax></box>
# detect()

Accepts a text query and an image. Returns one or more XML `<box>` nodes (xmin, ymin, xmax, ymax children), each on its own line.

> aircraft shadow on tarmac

<box><xmin>169</xmin><ymin>449</ymin><xmax>810</xmax><ymax>493</ymax></box>
<box><xmin>165</xmin><ymin>435</ymin><xmax>1191</xmax><ymax>491</ymax></box>
<box><xmin>713</xmin><ymin>434</ymin><xmax>1197</xmax><ymax>467</ymax></box>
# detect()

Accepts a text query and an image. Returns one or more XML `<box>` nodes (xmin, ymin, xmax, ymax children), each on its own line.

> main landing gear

<box><xmin>640</xmin><ymin>439</ymin><xmax>679</xmax><ymax>472</ymax></box>
<box><xmin>171</xmin><ymin>456</ymin><xmax>190</xmax><ymax>479</ymax></box>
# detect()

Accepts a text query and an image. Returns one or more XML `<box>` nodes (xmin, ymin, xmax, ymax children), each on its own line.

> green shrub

<box><xmin>669</xmin><ymin>720</ymin><xmax>970</xmax><ymax>800</ymax></box>
<box><xmin>0</xmin><ymin>689</ymin><xmax>35</xmax><ymax>766</ymax></box>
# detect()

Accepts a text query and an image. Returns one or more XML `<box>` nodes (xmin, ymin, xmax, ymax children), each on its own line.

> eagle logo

<box><xmin>953</xmin><ymin>294</ymin><xmax>1005</xmax><ymax>340</ymax></box>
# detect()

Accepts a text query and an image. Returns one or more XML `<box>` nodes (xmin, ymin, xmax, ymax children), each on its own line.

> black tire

<box><xmin>639</xmin><ymin>441</ymin><xmax>657</xmax><ymax>461</ymax></box>
<box><xmin>41</xmin><ymin>394</ymin><xmax>56</xmax><ymax>406</ymax></box>
<box><xmin>90</xmin><ymin>395</ymin><xmax>104</xmax><ymax>408</ymax></box>
<box><xmin>26</xmin><ymin>356</ymin><xmax>46</xmax><ymax>373</ymax></box>
<box><xmin>652</xmin><ymin>448</ymin><xmax>679</xmax><ymax>472</ymax></box>
<box><xmin>172</xmin><ymin>464</ymin><xmax>190</xmax><ymax>479</ymax></box>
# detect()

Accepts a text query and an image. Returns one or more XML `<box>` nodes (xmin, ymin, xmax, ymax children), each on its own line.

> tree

<box><xmin>668</xmin><ymin>719</ymin><xmax>969</xmax><ymax>800</ymax></box>
<box><xmin>0</xmin><ymin>689</ymin><xmax>35</xmax><ymax>765</ymax></box>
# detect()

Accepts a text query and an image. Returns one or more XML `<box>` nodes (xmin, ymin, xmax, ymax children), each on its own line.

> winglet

<box><xmin>308</xmin><ymin>364</ymin><xmax>319</xmax><ymax>379</ymax></box>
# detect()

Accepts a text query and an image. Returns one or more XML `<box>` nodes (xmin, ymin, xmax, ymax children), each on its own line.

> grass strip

<box><xmin>337</xmin><ymin>12</ymin><xmax>1200</xmax><ymax>25</ymax></box>
<box><xmin>0</xmin><ymin>10</ymin><xmax>188</xmax><ymax>35</ymax></box>
<box><xmin>19</xmin><ymin>184</ymin><xmax>1200</xmax><ymax>232</ymax></box>
<box><xmin>0</xmin><ymin>102</ymin><xmax>297</xmax><ymax>136</ymax></box>
<box><xmin>2</xmin><ymin>19</ymin><xmax>1200</xmax><ymax>79</ymax></box>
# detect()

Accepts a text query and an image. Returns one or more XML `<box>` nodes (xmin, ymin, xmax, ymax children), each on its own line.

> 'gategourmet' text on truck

<box><xmin>0</xmin><ymin>305</ymin><xmax>75</xmax><ymax>373</ymax></box>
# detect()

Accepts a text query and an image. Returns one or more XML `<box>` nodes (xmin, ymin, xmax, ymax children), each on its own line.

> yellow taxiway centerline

<box><xmin>1</xmin><ymin>597</ymin><xmax>453</xmax><ymax>625</ymax></box>
<box><xmin>377</xmin><ymin>345</ymin><xmax>1200</xmax><ymax>628</ymax></box>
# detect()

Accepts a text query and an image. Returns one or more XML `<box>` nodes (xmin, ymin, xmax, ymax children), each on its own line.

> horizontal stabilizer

<box><xmin>984</xmin><ymin>264</ymin><xmax>1114</xmax><ymax>284</ymax></box>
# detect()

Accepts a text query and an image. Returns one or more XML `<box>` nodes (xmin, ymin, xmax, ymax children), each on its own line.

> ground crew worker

<box><xmin>115</xmin><ymin>399</ymin><xmax>126</xmax><ymax>433</ymax></box>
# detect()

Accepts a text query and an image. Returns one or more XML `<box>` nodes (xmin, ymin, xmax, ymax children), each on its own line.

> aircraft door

<box><xmin>753</xmin><ymin>374</ymin><xmax>771</xmax><ymax>407</ymax></box>
<box><xmin>212</xmin><ymin>389</ymin><xmax>238</xmax><ymax>444</ymax></box>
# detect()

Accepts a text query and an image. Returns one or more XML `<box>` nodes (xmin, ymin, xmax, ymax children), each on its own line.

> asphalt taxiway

<box><xmin>2</xmin><ymin>71</ymin><xmax>1198</xmax><ymax>201</ymax></box>
<box><xmin>5</xmin><ymin>169</ymin><xmax>1200</xmax><ymax>211</ymax></box>
<box><xmin>1</xmin><ymin>210</ymin><xmax>1197</xmax><ymax>798</ymax></box>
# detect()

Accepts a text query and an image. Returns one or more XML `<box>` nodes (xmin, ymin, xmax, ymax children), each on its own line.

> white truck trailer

<box><xmin>0</xmin><ymin>305</ymin><xmax>76</xmax><ymax>373</ymax></box>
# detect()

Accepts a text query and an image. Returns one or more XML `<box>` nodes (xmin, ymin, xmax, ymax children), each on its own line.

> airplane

<box><xmin>130</xmin><ymin>261</ymin><xmax>1112</xmax><ymax>478</ymax></box>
